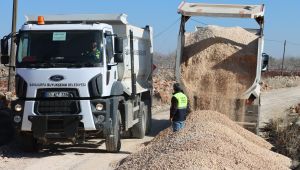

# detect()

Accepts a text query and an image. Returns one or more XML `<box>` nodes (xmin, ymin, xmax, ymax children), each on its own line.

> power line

<box><xmin>190</xmin><ymin>18</ymin><xmax>208</xmax><ymax>26</ymax></box>
<box><xmin>154</xmin><ymin>18</ymin><xmax>180</xmax><ymax>39</ymax></box>
<box><xmin>287</xmin><ymin>41</ymin><xmax>300</xmax><ymax>46</ymax></box>
<box><xmin>265</xmin><ymin>39</ymin><xmax>300</xmax><ymax>46</ymax></box>
<box><xmin>154</xmin><ymin>18</ymin><xmax>207</xmax><ymax>40</ymax></box>
<box><xmin>265</xmin><ymin>38</ymin><xmax>283</xmax><ymax>44</ymax></box>
<box><xmin>155</xmin><ymin>21</ymin><xmax>180</xmax><ymax>53</ymax></box>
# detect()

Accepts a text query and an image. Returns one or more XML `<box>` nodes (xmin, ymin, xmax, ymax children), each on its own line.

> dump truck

<box><xmin>175</xmin><ymin>2</ymin><xmax>268</xmax><ymax>133</ymax></box>
<box><xmin>0</xmin><ymin>14</ymin><xmax>153</xmax><ymax>152</ymax></box>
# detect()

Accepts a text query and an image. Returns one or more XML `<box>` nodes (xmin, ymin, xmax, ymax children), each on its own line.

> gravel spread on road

<box><xmin>116</xmin><ymin>110</ymin><xmax>290</xmax><ymax>170</ymax></box>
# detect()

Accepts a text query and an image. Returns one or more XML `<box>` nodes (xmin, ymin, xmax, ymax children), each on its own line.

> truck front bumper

<box><xmin>28</xmin><ymin>115</ymin><xmax>83</xmax><ymax>142</ymax></box>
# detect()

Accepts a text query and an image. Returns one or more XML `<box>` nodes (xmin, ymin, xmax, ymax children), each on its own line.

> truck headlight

<box><xmin>13</xmin><ymin>115</ymin><xmax>22</xmax><ymax>123</ymax></box>
<box><xmin>96</xmin><ymin>103</ymin><xmax>104</xmax><ymax>111</ymax></box>
<box><xmin>14</xmin><ymin>104</ymin><xmax>23</xmax><ymax>112</ymax></box>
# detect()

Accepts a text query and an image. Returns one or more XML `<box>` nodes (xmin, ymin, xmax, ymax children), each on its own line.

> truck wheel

<box><xmin>105</xmin><ymin>110</ymin><xmax>121</xmax><ymax>153</ymax></box>
<box><xmin>0</xmin><ymin>110</ymin><xmax>14</xmax><ymax>146</ymax></box>
<box><xmin>144</xmin><ymin>100</ymin><xmax>152</xmax><ymax>135</ymax></box>
<box><xmin>17</xmin><ymin>132</ymin><xmax>39</xmax><ymax>152</ymax></box>
<box><xmin>131</xmin><ymin>102</ymin><xmax>146</xmax><ymax>139</ymax></box>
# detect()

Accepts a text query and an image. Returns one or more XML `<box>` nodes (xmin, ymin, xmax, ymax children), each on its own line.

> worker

<box><xmin>170</xmin><ymin>83</ymin><xmax>188</xmax><ymax>132</ymax></box>
<box><xmin>82</xmin><ymin>41</ymin><xmax>101</xmax><ymax>61</ymax></box>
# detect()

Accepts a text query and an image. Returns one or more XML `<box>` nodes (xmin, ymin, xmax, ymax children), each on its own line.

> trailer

<box><xmin>175</xmin><ymin>2</ymin><xmax>267</xmax><ymax>133</ymax></box>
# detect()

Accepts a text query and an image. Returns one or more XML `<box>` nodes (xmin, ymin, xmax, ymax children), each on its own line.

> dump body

<box><xmin>111</xmin><ymin>24</ymin><xmax>153</xmax><ymax>95</ymax></box>
<box><xmin>176</xmin><ymin>2</ymin><xmax>265</xmax><ymax>133</ymax></box>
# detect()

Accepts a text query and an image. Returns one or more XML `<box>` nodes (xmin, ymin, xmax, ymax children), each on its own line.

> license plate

<box><xmin>45</xmin><ymin>91</ymin><xmax>70</xmax><ymax>98</ymax></box>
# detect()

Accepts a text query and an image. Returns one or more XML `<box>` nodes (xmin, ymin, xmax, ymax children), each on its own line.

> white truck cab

<box><xmin>1</xmin><ymin>14</ymin><xmax>153</xmax><ymax>152</ymax></box>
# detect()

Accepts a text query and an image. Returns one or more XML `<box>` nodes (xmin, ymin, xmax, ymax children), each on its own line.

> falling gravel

<box><xmin>181</xmin><ymin>25</ymin><xmax>258</xmax><ymax>121</ymax></box>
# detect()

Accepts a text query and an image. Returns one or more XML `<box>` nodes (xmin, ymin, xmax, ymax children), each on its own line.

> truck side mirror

<box><xmin>114</xmin><ymin>37</ymin><xmax>123</xmax><ymax>63</ymax></box>
<box><xmin>261</xmin><ymin>53</ymin><xmax>269</xmax><ymax>72</ymax></box>
<box><xmin>1</xmin><ymin>38</ymin><xmax>9</xmax><ymax>65</ymax></box>
<box><xmin>1</xmin><ymin>55</ymin><xmax>9</xmax><ymax>65</ymax></box>
<box><xmin>114</xmin><ymin>53</ymin><xmax>123</xmax><ymax>63</ymax></box>
<box><xmin>114</xmin><ymin>37</ymin><xmax>123</xmax><ymax>54</ymax></box>
<box><xmin>1</xmin><ymin>38</ymin><xmax>9</xmax><ymax>56</ymax></box>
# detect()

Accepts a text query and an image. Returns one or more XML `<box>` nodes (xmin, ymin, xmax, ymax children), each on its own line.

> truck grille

<box><xmin>35</xmin><ymin>88</ymin><xmax>81</xmax><ymax>115</ymax></box>
<box><xmin>35</xmin><ymin>100</ymin><xmax>81</xmax><ymax>115</ymax></box>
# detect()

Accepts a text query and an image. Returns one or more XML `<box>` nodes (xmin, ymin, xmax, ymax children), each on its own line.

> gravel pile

<box><xmin>153</xmin><ymin>73</ymin><xmax>175</xmax><ymax>104</ymax></box>
<box><xmin>116</xmin><ymin>110</ymin><xmax>291</xmax><ymax>169</ymax></box>
<box><xmin>153</xmin><ymin>54</ymin><xmax>176</xmax><ymax>105</ymax></box>
<box><xmin>181</xmin><ymin>26</ymin><xmax>258</xmax><ymax>121</ymax></box>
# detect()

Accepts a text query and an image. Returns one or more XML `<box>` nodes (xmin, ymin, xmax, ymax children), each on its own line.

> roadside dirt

<box><xmin>0</xmin><ymin>107</ymin><xmax>170</xmax><ymax>170</ymax></box>
<box><xmin>261</xmin><ymin>76</ymin><xmax>300</xmax><ymax>91</ymax></box>
<box><xmin>259</xmin><ymin>86</ymin><xmax>300</xmax><ymax>128</ymax></box>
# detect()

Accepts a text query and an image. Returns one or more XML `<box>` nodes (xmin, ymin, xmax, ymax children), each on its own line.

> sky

<box><xmin>0</xmin><ymin>0</ymin><xmax>300</xmax><ymax>58</ymax></box>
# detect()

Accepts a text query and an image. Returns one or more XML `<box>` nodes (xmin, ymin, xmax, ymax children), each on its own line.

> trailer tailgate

<box><xmin>178</xmin><ymin>2</ymin><xmax>264</xmax><ymax>18</ymax></box>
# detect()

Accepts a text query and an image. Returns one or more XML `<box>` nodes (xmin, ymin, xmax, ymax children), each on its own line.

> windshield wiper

<box><xmin>66</xmin><ymin>63</ymin><xmax>84</xmax><ymax>68</ymax></box>
<box><xmin>35</xmin><ymin>63</ymin><xmax>56</xmax><ymax>68</ymax></box>
<box><xmin>83</xmin><ymin>62</ymin><xmax>96</xmax><ymax>67</ymax></box>
<box><xmin>19</xmin><ymin>62</ymin><xmax>36</xmax><ymax>68</ymax></box>
<box><xmin>18</xmin><ymin>62</ymin><xmax>51</xmax><ymax>68</ymax></box>
<box><xmin>20</xmin><ymin>62</ymin><xmax>98</xmax><ymax>68</ymax></box>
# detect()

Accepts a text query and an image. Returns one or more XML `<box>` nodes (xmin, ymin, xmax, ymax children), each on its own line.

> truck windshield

<box><xmin>16</xmin><ymin>31</ymin><xmax>103</xmax><ymax>68</ymax></box>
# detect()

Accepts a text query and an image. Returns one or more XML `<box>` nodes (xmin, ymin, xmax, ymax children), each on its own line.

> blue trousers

<box><xmin>172</xmin><ymin>121</ymin><xmax>185</xmax><ymax>132</ymax></box>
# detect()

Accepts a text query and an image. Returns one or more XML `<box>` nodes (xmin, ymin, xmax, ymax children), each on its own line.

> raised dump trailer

<box><xmin>0</xmin><ymin>14</ymin><xmax>153</xmax><ymax>152</ymax></box>
<box><xmin>175</xmin><ymin>2</ymin><xmax>266</xmax><ymax>133</ymax></box>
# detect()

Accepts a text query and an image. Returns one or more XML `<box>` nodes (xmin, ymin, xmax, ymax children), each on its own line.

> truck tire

<box><xmin>0</xmin><ymin>110</ymin><xmax>14</xmax><ymax>146</ymax></box>
<box><xmin>131</xmin><ymin>102</ymin><xmax>146</xmax><ymax>139</ymax></box>
<box><xmin>144</xmin><ymin>100</ymin><xmax>152</xmax><ymax>135</ymax></box>
<box><xmin>17</xmin><ymin>132</ymin><xmax>39</xmax><ymax>152</ymax></box>
<box><xmin>105</xmin><ymin>110</ymin><xmax>121</xmax><ymax>153</ymax></box>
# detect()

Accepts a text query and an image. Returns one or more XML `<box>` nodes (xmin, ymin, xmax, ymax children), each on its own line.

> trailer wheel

<box><xmin>131</xmin><ymin>102</ymin><xmax>146</xmax><ymax>139</ymax></box>
<box><xmin>0</xmin><ymin>110</ymin><xmax>14</xmax><ymax>146</ymax></box>
<box><xmin>105</xmin><ymin>110</ymin><xmax>121</xmax><ymax>153</ymax></box>
<box><xmin>17</xmin><ymin>132</ymin><xmax>39</xmax><ymax>152</ymax></box>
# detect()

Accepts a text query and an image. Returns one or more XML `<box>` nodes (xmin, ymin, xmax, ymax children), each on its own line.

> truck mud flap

<box><xmin>28</xmin><ymin>115</ymin><xmax>82</xmax><ymax>140</ymax></box>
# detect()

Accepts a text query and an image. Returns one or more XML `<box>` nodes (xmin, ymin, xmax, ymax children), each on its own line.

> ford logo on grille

<box><xmin>49</xmin><ymin>75</ymin><xmax>64</xmax><ymax>82</ymax></box>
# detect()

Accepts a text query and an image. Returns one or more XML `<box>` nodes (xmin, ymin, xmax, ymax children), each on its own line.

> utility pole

<box><xmin>281</xmin><ymin>40</ymin><xmax>286</xmax><ymax>76</ymax></box>
<box><xmin>8</xmin><ymin>0</ymin><xmax>18</xmax><ymax>91</ymax></box>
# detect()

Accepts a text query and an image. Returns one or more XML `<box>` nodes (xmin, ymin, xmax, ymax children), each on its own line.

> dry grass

<box><xmin>263</xmin><ymin>117</ymin><xmax>300</xmax><ymax>161</ymax></box>
<box><xmin>262</xmin><ymin>104</ymin><xmax>300</xmax><ymax>165</ymax></box>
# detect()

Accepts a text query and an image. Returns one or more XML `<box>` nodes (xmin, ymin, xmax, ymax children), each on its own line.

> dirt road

<box><xmin>0</xmin><ymin>107</ymin><xmax>170</xmax><ymax>170</ymax></box>
<box><xmin>1</xmin><ymin>86</ymin><xmax>299</xmax><ymax>170</ymax></box>
<box><xmin>260</xmin><ymin>86</ymin><xmax>300</xmax><ymax>127</ymax></box>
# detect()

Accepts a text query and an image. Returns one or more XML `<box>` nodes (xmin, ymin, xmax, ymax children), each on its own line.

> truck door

<box><xmin>103</xmin><ymin>30</ymin><xmax>118</xmax><ymax>95</ymax></box>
